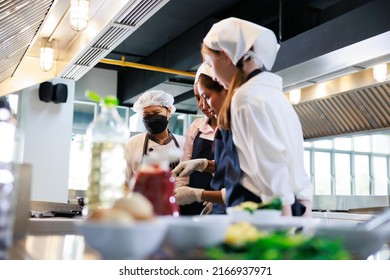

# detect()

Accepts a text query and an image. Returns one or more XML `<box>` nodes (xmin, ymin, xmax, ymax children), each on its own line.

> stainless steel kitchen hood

<box><xmin>290</xmin><ymin>63</ymin><xmax>390</xmax><ymax>139</ymax></box>
<box><xmin>295</xmin><ymin>81</ymin><xmax>390</xmax><ymax>139</ymax></box>
<box><xmin>277</xmin><ymin>31</ymin><xmax>390</xmax><ymax>140</ymax></box>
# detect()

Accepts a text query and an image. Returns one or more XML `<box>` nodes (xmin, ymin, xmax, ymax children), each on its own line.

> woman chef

<box><xmin>175</xmin><ymin>17</ymin><xmax>312</xmax><ymax>216</ymax></box>
<box><xmin>125</xmin><ymin>90</ymin><xmax>185</xmax><ymax>190</ymax></box>
<box><xmin>175</xmin><ymin>64</ymin><xmax>219</xmax><ymax>215</ymax></box>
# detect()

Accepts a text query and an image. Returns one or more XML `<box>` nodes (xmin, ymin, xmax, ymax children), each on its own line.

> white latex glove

<box><xmin>201</xmin><ymin>201</ymin><xmax>213</xmax><ymax>215</ymax></box>
<box><xmin>173</xmin><ymin>158</ymin><xmax>208</xmax><ymax>177</ymax></box>
<box><xmin>174</xmin><ymin>187</ymin><xmax>204</xmax><ymax>205</ymax></box>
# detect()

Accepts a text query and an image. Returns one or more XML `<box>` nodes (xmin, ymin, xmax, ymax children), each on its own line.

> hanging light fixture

<box><xmin>373</xmin><ymin>64</ymin><xmax>387</xmax><ymax>83</ymax></box>
<box><xmin>70</xmin><ymin>0</ymin><xmax>90</xmax><ymax>31</ymax></box>
<box><xmin>289</xmin><ymin>89</ymin><xmax>301</xmax><ymax>105</ymax></box>
<box><xmin>40</xmin><ymin>38</ymin><xmax>54</xmax><ymax>72</ymax></box>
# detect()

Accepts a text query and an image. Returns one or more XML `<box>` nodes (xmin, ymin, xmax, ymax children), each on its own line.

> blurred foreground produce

<box><xmin>236</xmin><ymin>197</ymin><xmax>282</xmax><ymax>213</ymax></box>
<box><xmin>206</xmin><ymin>222</ymin><xmax>350</xmax><ymax>260</ymax></box>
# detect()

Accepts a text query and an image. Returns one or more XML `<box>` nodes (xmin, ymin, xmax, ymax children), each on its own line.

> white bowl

<box><xmin>163</xmin><ymin>215</ymin><xmax>230</xmax><ymax>252</ymax></box>
<box><xmin>76</xmin><ymin>219</ymin><xmax>168</xmax><ymax>259</ymax></box>
<box><xmin>313</xmin><ymin>222</ymin><xmax>390</xmax><ymax>259</ymax></box>
<box><xmin>226</xmin><ymin>207</ymin><xmax>281</xmax><ymax>223</ymax></box>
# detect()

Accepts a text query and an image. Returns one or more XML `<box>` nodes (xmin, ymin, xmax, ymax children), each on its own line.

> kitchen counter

<box><xmin>9</xmin><ymin>217</ymin><xmax>100</xmax><ymax>260</ymax></box>
<box><xmin>9</xmin><ymin>235</ymin><xmax>100</xmax><ymax>260</ymax></box>
<box><xmin>7</xmin><ymin>215</ymin><xmax>390</xmax><ymax>260</ymax></box>
<box><xmin>312</xmin><ymin>211</ymin><xmax>373</xmax><ymax>225</ymax></box>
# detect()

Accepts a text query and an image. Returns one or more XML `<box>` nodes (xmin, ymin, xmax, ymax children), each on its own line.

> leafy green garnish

<box><xmin>256</xmin><ymin>197</ymin><xmax>282</xmax><ymax>210</ymax></box>
<box><xmin>206</xmin><ymin>231</ymin><xmax>350</xmax><ymax>260</ymax></box>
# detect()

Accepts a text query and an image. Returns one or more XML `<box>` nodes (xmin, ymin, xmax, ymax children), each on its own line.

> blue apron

<box><xmin>180</xmin><ymin>129</ymin><xmax>214</xmax><ymax>215</ymax></box>
<box><xmin>212</xmin><ymin>129</ymin><xmax>306</xmax><ymax>216</ymax></box>
<box><xmin>212</xmin><ymin>129</ymin><xmax>261</xmax><ymax>209</ymax></box>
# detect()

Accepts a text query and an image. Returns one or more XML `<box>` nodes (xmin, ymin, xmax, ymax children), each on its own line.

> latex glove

<box><xmin>174</xmin><ymin>187</ymin><xmax>204</xmax><ymax>205</ymax></box>
<box><xmin>201</xmin><ymin>201</ymin><xmax>213</xmax><ymax>215</ymax></box>
<box><xmin>173</xmin><ymin>158</ymin><xmax>208</xmax><ymax>177</ymax></box>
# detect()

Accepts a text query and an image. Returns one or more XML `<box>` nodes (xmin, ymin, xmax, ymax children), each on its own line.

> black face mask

<box><xmin>143</xmin><ymin>114</ymin><xmax>169</xmax><ymax>134</ymax></box>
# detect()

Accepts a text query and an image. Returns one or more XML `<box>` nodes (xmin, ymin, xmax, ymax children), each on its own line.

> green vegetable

<box><xmin>206</xmin><ymin>231</ymin><xmax>350</xmax><ymax>260</ymax></box>
<box><xmin>256</xmin><ymin>197</ymin><xmax>282</xmax><ymax>211</ymax></box>
<box><xmin>235</xmin><ymin>197</ymin><xmax>283</xmax><ymax>214</ymax></box>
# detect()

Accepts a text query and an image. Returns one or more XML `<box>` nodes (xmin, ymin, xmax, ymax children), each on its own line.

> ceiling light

<box><xmin>289</xmin><ymin>89</ymin><xmax>301</xmax><ymax>105</ymax></box>
<box><xmin>373</xmin><ymin>64</ymin><xmax>387</xmax><ymax>83</ymax></box>
<box><xmin>40</xmin><ymin>38</ymin><xmax>54</xmax><ymax>72</ymax></box>
<box><xmin>70</xmin><ymin>0</ymin><xmax>90</xmax><ymax>31</ymax></box>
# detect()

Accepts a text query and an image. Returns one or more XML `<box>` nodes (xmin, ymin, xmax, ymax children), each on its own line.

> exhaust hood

<box><xmin>278</xmin><ymin>31</ymin><xmax>390</xmax><ymax>139</ymax></box>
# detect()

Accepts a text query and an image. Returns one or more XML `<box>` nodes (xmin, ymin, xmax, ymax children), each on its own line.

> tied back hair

<box><xmin>218</xmin><ymin>50</ymin><xmax>253</xmax><ymax>130</ymax></box>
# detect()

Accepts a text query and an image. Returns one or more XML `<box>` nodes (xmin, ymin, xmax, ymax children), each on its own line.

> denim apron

<box><xmin>211</xmin><ymin>68</ymin><xmax>306</xmax><ymax>216</ymax></box>
<box><xmin>212</xmin><ymin>129</ymin><xmax>261</xmax><ymax>209</ymax></box>
<box><xmin>212</xmin><ymin>129</ymin><xmax>306</xmax><ymax>216</ymax></box>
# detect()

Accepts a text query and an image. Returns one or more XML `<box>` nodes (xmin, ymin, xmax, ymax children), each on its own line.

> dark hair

<box><xmin>198</xmin><ymin>74</ymin><xmax>224</xmax><ymax>92</ymax></box>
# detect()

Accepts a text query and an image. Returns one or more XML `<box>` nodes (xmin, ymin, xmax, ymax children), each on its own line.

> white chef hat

<box><xmin>132</xmin><ymin>90</ymin><xmax>176</xmax><ymax>114</ymax></box>
<box><xmin>194</xmin><ymin>63</ymin><xmax>213</xmax><ymax>84</ymax></box>
<box><xmin>203</xmin><ymin>17</ymin><xmax>279</xmax><ymax>70</ymax></box>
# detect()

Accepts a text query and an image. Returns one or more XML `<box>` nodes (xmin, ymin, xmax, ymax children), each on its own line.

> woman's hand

<box><xmin>172</xmin><ymin>158</ymin><xmax>208</xmax><ymax>177</ymax></box>
<box><xmin>174</xmin><ymin>187</ymin><xmax>204</xmax><ymax>205</ymax></box>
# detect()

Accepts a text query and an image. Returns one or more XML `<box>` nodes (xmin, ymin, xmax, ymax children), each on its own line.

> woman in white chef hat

<box><xmin>176</xmin><ymin>17</ymin><xmax>312</xmax><ymax>216</ymax></box>
<box><xmin>175</xmin><ymin>63</ymin><xmax>224</xmax><ymax>215</ymax></box>
<box><xmin>125</xmin><ymin>90</ymin><xmax>185</xmax><ymax>189</ymax></box>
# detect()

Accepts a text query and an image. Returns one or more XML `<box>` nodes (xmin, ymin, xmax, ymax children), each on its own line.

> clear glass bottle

<box><xmin>85</xmin><ymin>95</ymin><xmax>129</xmax><ymax>213</ymax></box>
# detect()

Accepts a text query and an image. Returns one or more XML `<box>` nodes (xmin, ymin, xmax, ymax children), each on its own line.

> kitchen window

<box><xmin>304</xmin><ymin>131</ymin><xmax>390</xmax><ymax>196</ymax></box>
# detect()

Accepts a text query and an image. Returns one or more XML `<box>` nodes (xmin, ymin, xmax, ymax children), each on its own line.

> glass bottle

<box><xmin>85</xmin><ymin>95</ymin><xmax>129</xmax><ymax>213</ymax></box>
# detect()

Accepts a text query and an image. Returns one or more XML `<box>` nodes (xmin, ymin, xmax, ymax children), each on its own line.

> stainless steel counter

<box><xmin>312</xmin><ymin>211</ymin><xmax>373</xmax><ymax>225</ymax></box>
<box><xmin>10</xmin><ymin>235</ymin><xmax>100</xmax><ymax>260</ymax></box>
<box><xmin>9</xmin><ymin>217</ymin><xmax>100</xmax><ymax>260</ymax></box>
<box><xmin>7</xmin><ymin>215</ymin><xmax>390</xmax><ymax>260</ymax></box>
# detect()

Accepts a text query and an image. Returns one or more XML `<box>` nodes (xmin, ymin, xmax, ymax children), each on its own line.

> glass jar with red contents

<box><xmin>132</xmin><ymin>156</ymin><xmax>179</xmax><ymax>216</ymax></box>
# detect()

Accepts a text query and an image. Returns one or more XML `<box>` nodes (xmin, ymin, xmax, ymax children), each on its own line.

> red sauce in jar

<box><xmin>133</xmin><ymin>165</ymin><xmax>179</xmax><ymax>216</ymax></box>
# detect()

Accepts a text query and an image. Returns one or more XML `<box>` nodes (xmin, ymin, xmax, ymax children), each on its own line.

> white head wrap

<box><xmin>194</xmin><ymin>63</ymin><xmax>213</xmax><ymax>84</ymax></box>
<box><xmin>203</xmin><ymin>17</ymin><xmax>279</xmax><ymax>70</ymax></box>
<box><xmin>132</xmin><ymin>90</ymin><xmax>176</xmax><ymax>114</ymax></box>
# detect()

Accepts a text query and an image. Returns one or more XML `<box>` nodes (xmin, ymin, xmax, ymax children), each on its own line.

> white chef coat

<box><xmin>231</xmin><ymin>71</ymin><xmax>313</xmax><ymax>206</ymax></box>
<box><xmin>125</xmin><ymin>132</ymin><xmax>185</xmax><ymax>184</ymax></box>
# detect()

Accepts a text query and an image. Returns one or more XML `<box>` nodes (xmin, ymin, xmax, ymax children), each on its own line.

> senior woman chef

<box><xmin>125</xmin><ymin>90</ymin><xmax>185</xmax><ymax>190</ymax></box>
<box><xmin>175</xmin><ymin>17</ymin><xmax>313</xmax><ymax>217</ymax></box>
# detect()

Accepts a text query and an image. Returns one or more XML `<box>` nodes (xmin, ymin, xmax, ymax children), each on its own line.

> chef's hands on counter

<box><xmin>173</xmin><ymin>158</ymin><xmax>215</xmax><ymax>177</ymax></box>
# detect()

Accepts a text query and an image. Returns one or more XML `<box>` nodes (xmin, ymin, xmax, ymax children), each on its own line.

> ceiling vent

<box><xmin>116</xmin><ymin>0</ymin><xmax>164</xmax><ymax>26</ymax></box>
<box><xmin>61</xmin><ymin>0</ymin><xmax>169</xmax><ymax>81</ymax></box>
<box><xmin>0</xmin><ymin>0</ymin><xmax>53</xmax><ymax>83</ymax></box>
